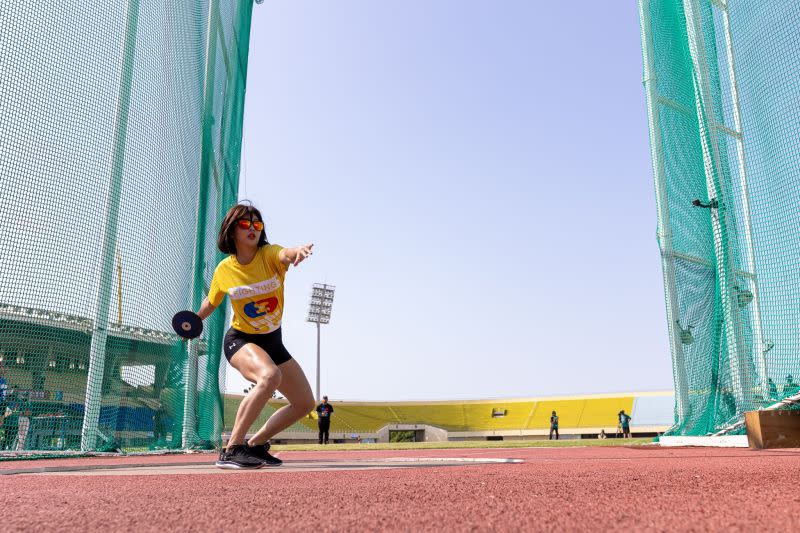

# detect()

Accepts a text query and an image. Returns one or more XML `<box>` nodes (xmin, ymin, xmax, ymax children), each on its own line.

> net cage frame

<box><xmin>0</xmin><ymin>0</ymin><xmax>255</xmax><ymax>453</ymax></box>
<box><xmin>639</xmin><ymin>0</ymin><xmax>800</xmax><ymax>436</ymax></box>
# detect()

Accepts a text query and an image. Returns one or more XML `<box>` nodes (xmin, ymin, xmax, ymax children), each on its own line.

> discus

<box><xmin>172</xmin><ymin>310</ymin><xmax>203</xmax><ymax>340</ymax></box>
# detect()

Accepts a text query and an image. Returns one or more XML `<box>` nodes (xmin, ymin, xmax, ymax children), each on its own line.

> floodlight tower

<box><xmin>307</xmin><ymin>283</ymin><xmax>335</xmax><ymax>401</ymax></box>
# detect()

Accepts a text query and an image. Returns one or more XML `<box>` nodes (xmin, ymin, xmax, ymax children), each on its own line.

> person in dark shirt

<box><xmin>768</xmin><ymin>378</ymin><xmax>779</xmax><ymax>400</ymax></box>
<box><xmin>315</xmin><ymin>396</ymin><xmax>334</xmax><ymax>444</ymax></box>
<box><xmin>549</xmin><ymin>410</ymin><xmax>559</xmax><ymax>440</ymax></box>
<box><xmin>784</xmin><ymin>375</ymin><xmax>799</xmax><ymax>397</ymax></box>
<box><xmin>152</xmin><ymin>406</ymin><xmax>166</xmax><ymax>444</ymax></box>
<box><xmin>618</xmin><ymin>410</ymin><xmax>632</xmax><ymax>438</ymax></box>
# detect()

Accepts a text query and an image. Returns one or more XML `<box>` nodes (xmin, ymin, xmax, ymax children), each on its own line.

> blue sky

<box><xmin>225</xmin><ymin>0</ymin><xmax>673</xmax><ymax>400</ymax></box>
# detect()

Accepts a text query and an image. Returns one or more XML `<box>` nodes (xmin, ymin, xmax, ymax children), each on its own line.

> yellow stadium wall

<box><xmin>223</xmin><ymin>394</ymin><xmax>638</xmax><ymax>435</ymax></box>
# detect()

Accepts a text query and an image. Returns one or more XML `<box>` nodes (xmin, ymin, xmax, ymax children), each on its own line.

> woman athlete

<box><xmin>197</xmin><ymin>201</ymin><xmax>315</xmax><ymax>469</ymax></box>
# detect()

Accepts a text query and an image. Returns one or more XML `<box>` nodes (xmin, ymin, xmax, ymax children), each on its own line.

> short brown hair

<box><xmin>217</xmin><ymin>201</ymin><xmax>269</xmax><ymax>254</ymax></box>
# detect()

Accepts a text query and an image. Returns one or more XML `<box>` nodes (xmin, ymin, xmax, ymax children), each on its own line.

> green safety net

<box><xmin>0</xmin><ymin>0</ymin><xmax>254</xmax><ymax>452</ymax></box>
<box><xmin>639</xmin><ymin>0</ymin><xmax>800</xmax><ymax>435</ymax></box>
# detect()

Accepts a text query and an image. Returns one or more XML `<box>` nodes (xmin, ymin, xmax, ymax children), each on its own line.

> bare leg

<box><xmin>227</xmin><ymin>344</ymin><xmax>282</xmax><ymax>448</ymax></box>
<box><xmin>248</xmin><ymin>358</ymin><xmax>315</xmax><ymax>445</ymax></box>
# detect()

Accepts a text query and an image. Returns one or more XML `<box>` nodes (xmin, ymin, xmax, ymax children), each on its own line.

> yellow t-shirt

<box><xmin>208</xmin><ymin>244</ymin><xmax>288</xmax><ymax>334</ymax></box>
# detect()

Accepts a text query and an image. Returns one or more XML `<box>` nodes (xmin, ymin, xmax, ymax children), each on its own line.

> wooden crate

<box><xmin>745</xmin><ymin>410</ymin><xmax>800</xmax><ymax>449</ymax></box>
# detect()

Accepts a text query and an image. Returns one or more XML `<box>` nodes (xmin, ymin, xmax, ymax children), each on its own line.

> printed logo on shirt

<box><xmin>228</xmin><ymin>277</ymin><xmax>281</xmax><ymax>301</ymax></box>
<box><xmin>243</xmin><ymin>297</ymin><xmax>279</xmax><ymax>318</ymax></box>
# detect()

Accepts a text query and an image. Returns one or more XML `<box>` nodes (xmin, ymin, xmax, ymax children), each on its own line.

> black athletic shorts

<box><xmin>223</xmin><ymin>327</ymin><xmax>293</xmax><ymax>366</ymax></box>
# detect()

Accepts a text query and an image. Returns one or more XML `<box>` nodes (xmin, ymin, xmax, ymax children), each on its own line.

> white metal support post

<box><xmin>183</xmin><ymin>0</ymin><xmax>219</xmax><ymax>448</ymax></box>
<box><xmin>81</xmin><ymin>0</ymin><xmax>141</xmax><ymax>452</ymax></box>
<box><xmin>714</xmin><ymin>0</ymin><xmax>769</xmax><ymax>398</ymax></box>
<box><xmin>683</xmin><ymin>0</ymin><xmax>752</xmax><ymax>413</ymax></box>
<box><xmin>638</xmin><ymin>0</ymin><xmax>690</xmax><ymax>427</ymax></box>
<box><xmin>316</xmin><ymin>321</ymin><xmax>321</xmax><ymax>402</ymax></box>
<box><xmin>307</xmin><ymin>284</ymin><xmax>335</xmax><ymax>402</ymax></box>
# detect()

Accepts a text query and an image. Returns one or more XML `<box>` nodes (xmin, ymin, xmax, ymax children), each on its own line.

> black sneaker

<box><xmin>248</xmin><ymin>442</ymin><xmax>283</xmax><ymax>467</ymax></box>
<box><xmin>215</xmin><ymin>444</ymin><xmax>265</xmax><ymax>469</ymax></box>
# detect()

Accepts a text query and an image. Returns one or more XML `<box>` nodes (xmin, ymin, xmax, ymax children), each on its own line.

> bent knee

<box><xmin>294</xmin><ymin>395</ymin><xmax>316</xmax><ymax>414</ymax></box>
<box><xmin>255</xmin><ymin>368</ymin><xmax>282</xmax><ymax>389</ymax></box>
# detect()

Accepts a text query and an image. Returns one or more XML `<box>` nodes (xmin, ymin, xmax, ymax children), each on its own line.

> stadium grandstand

<box><xmin>0</xmin><ymin>301</ymin><xmax>672</xmax><ymax>450</ymax></box>
<box><xmin>223</xmin><ymin>392</ymin><xmax>674</xmax><ymax>444</ymax></box>
<box><xmin>0</xmin><ymin>303</ymin><xmax>196</xmax><ymax>451</ymax></box>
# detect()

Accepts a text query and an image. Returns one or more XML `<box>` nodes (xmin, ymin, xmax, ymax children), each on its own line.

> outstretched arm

<box><xmin>196</xmin><ymin>297</ymin><xmax>217</xmax><ymax>320</ymax></box>
<box><xmin>279</xmin><ymin>243</ymin><xmax>314</xmax><ymax>267</ymax></box>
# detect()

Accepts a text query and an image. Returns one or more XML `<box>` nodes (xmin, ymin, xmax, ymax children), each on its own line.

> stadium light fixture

<box><xmin>307</xmin><ymin>283</ymin><xmax>335</xmax><ymax>401</ymax></box>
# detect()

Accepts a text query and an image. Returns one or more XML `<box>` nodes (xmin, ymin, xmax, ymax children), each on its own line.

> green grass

<box><xmin>271</xmin><ymin>438</ymin><xmax>652</xmax><ymax>452</ymax></box>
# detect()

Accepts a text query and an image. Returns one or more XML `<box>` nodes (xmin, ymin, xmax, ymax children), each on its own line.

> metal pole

<box><xmin>316</xmin><ymin>321</ymin><xmax>321</xmax><ymax>401</ymax></box>
<box><xmin>717</xmin><ymin>0</ymin><xmax>768</xmax><ymax>398</ymax></box>
<box><xmin>192</xmin><ymin>0</ymin><xmax>255</xmax><ymax>446</ymax></box>
<box><xmin>183</xmin><ymin>0</ymin><xmax>218</xmax><ymax>448</ymax></box>
<box><xmin>116</xmin><ymin>248</ymin><xmax>123</xmax><ymax>326</ymax></box>
<box><xmin>81</xmin><ymin>0</ymin><xmax>141</xmax><ymax>452</ymax></box>
<box><xmin>683</xmin><ymin>0</ymin><xmax>751</xmax><ymax>413</ymax></box>
<box><xmin>638</xmin><ymin>0</ymin><xmax>690</xmax><ymax>427</ymax></box>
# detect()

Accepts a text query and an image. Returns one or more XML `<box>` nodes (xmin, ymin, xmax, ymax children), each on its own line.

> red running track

<box><xmin>2</xmin><ymin>445</ymin><xmax>799</xmax><ymax>532</ymax></box>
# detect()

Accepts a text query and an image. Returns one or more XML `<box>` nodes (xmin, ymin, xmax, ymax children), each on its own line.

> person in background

<box><xmin>783</xmin><ymin>375</ymin><xmax>799</xmax><ymax>397</ymax></box>
<box><xmin>0</xmin><ymin>374</ymin><xmax>7</xmax><ymax>407</ymax></box>
<box><xmin>152</xmin><ymin>405</ymin><xmax>166</xmax><ymax>444</ymax></box>
<box><xmin>549</xmin><ymin>410</ymin><xmax>559</xmax><ymax>440</ymax></box>
<box><xmin>768</xmin><ymin>378</ymin><xmax>779</xmax><ymax>400</ymax></box>
<box><xmin>316</xmin><ymin>396</ymin><xmax>334</xmax><ymax>444</ymax></box>
<box><xmin>598</xmin><ymin>429</ymin><xmax>606</xmax><ymax>440</ymax></box>
<box><xmin>618</xmin><ymin>410</ymin><xmax>632</xmax><ymax>438</ymax></box>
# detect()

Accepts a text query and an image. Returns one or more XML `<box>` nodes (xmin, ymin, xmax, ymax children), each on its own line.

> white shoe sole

<box><xmin>215</xmin><ymin>460</ymin><xmax>263</xmax><ymax>470</ymax></box>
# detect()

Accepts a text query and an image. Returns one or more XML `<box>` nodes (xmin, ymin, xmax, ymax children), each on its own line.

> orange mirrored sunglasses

<box><xmin>237</xmin><ymin>219</ymin><xmax>264</xmax><ymax>231</ymax></box>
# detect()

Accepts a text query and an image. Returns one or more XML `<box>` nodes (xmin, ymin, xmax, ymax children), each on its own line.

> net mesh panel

<box><xmin>0</xmin><ymin>0</ymin><xmax>254</xmax><ymax>452</ymax></box>
<box><xmin>639</xmin><ymin>0</ymin><xmax>800</xmax><ymax>435</ymax></box>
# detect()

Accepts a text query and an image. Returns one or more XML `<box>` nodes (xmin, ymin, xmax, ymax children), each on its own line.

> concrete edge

<box><xmin>658</xmin><ymin>435</ymin><xmax>749</xmax><ymax>448</ymax></box>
